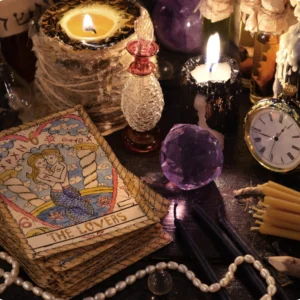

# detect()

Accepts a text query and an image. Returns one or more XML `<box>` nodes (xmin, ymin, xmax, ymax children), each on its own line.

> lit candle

<box><xmin>191</xmin><ymin>33</ymin><xmax>231</xmax><ymax>83</ymax></box>
<box><xmin>59</xmin><ymin>4</ymin><xmax>125</xmax><ymax>42</ymax></box>
<box><xmin>264</xmin><ymin>196</ymin><xmax>300</xmax><ymax>214</ymax></box>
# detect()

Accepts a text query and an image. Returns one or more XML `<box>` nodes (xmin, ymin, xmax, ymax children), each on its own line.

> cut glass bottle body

<box><xmin>121</xmin><ymin>74</ymin><xmax>164</xmax><ymax>132</ymax></box>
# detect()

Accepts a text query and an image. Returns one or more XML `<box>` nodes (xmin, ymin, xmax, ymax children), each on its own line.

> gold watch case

<box><xmin>244</xmin><ymin>98</ymin><xmax>300</xmax><ymax>173</ymax></box>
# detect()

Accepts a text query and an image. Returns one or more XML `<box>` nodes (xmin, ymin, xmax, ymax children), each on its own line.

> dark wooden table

<box><xmin>1</xmin><ymin>2</ymin><xmax>300</xmax><ymax>298</ymax></box>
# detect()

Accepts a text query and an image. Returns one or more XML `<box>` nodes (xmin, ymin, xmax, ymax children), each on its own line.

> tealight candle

<box><xmin>59</xmin><ymin>4</ymin><xmax>125</xmax><ymax>42</ymax></box>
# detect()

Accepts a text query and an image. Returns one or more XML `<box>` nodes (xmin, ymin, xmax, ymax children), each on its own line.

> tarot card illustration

<box><xmin>0</xmin><ymin>106</ymin><xmax>165</xmax><ymax>258</ymax></box>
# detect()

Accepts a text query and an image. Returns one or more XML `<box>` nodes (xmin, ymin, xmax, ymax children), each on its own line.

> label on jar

<box><xmin>0</xmin><ymin>0</ymin><xmax>54</xmax><ymax>37</ymax></box>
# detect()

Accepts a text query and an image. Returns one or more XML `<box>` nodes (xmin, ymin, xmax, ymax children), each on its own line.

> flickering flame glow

<box><xmin>206</xmin><ymin>33</ymin><xmax>220</xmax><ymax>73</ymax></box>
<box><xmin>83</xmin><ymin>14</ymin><xmax>96</xmax><ymax>33</ymax></box>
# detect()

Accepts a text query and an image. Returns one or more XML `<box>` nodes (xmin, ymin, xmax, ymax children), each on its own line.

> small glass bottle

<box><xmin>238</xmin><ymin>14</ymin><xmax>255</xmax><ymax>88</ymax></box>
<box><xmin>202</xmin><ymin>17</ymin><xmax>231</xmax><ymax>55</ymax></box>
<box><xmin>250</xmin><ymin>31</ymin><xmax>280</xmax><ymax>103</ymax></box>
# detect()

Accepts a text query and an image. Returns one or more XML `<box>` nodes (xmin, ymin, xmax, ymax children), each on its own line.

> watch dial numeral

<box><xmin>259</xmin><ymin>147</ymin><xmax>266</xmax><ymax>154</ymax></box>
<box><xmin>292</xmin><ymin>145</ymin><xmax>300</xmax><ymax>151</ymax></box>
<box><xmin>259</xmin><ymin>118</ymin><xmax>265</xmax><ymax>125</ymax></box>
<box><xmin>279</xmin><ymin>113</ymin><xmax>283</xmax><ymax>124</ymax></box>
<box><xmin>254</xmin><ymin>137</ymin><xmax>261</xmax><ymax>143</ymax></box>
<box><xmin>292</xmin><ymin>135</ymin><xmax>300</xmax><ymax>138</ymax></box>
<box><xmin>268</xmin><ymin>113</ymin><xmax>273</xmax><ymax>122</ymax></box>
<box><xmin>287</xmin><ymin>152</ymin><xmax>295</xmax><ymax>161</ymax></box>
<box><xmin>281</xmin><ymin>157</ymin><xmax>284</xmax><ymax>164</ymax></box>
<box><xmin>252</xmin><ymin>127</ymin><xmax>261</xmax><ymax>133</ymax></box>
<box><xmin>269</xmin><ymin>153</ymin><xmax>273</xmax><ymax>162</ymax></box>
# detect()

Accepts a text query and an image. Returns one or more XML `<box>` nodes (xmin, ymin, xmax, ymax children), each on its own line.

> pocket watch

<box><xmin>244</xmin><ymin>99</ymin><xmax>300</xmax><ymax>173</ymax></box>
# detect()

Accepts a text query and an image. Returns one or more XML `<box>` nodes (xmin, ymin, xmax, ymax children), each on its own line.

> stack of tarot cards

<box><xmin>0</xmin><ymin>106</ymin><xmax>172</xmax><ymax>299</ymax></box>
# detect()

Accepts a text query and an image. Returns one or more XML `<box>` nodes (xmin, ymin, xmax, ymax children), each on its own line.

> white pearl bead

<box><xmin>5</xmin><ymin>276</ymin><xmax>15</xmax><ymax>286</ymax></box>
<box><xmin>0</xmin><ymin>268</ymin><xmax>4</xmax><ymax>276</ymax></box>
<box><xmin>125</xmin><ymin>275</ymin><xmax>136</xmax><ymax>285</ymax></box>
<box><xmin>115</xmin><ymin>281</ymin><xmax>127</xmax><ymax>291</ymax></box>
<box><xmin>22</xmin><ymin>281</ymin><xmax>33</xmax><ymax>291</ymax></box>
<box><xmin>0</xmin><ymin>283</ymin><xmax>6</xmax><ymax>293</ymax></box>
<box><xmin>42</xmin><ymin>291</ymin><xmax>54</xmax><ymax>300</ymax></box>
<box><xmin>244</xmin><ymin>255</ymin><xmax>255</xmax><ymax>264</ymax></box>
<box><xmin>219</xmin><ymin>278</ymin><xmax>229</xmax><ymax>287</ymax></box>
<box><xmin>253</xmin><ymin>260</ymin><xmax>263</xmax><ymax>271</ymax></box>
<box><xmin>105</xmin><ymin>287</ymin><xmax>116</xmax><ymax>298</ymax></box>
<box><xmin>6</xmin><ymin>256</ymin><xmax>14</xmax><ymax>264</ymax></box>
<box><xmin>234</xmin><ymin>256</ymin><xmax>244</xmax><ymax>265</ymax></box>
<box><xmin>0</xmin><ymin>252</ymin><xmax>8</xmax><ymax>260</ymax></box>
<box><xmin>267</xmin><ymin>284</ymin><xmax>277</xmax><ymax>296</ymax></box>
<box><xmin>11</xmin><ymin>268</ymin><xmax>19</xmax><ymax>277</ymax></box>
<box><xmin>209</xmin><ymin>283</ymin><xmax>221</xmax><ymax>293</ymax></box>
<box><xmin>225</xmin><ymin>271</ymin><xmax>234</xmax><ymax>280</ymax></box>
<box><xmin>83</xmin><ymin>297</ymin><xmax>94</xmax><ymax>300</ymax></box>
<box><xmin>260</xmin><ymin>295</ymin><xmax>271</xmax><ymax>300</ymax></box>
<box><xmin>4</xmin><ymin>272</ymin><xmax>10</xmax><ymax>279</ymax></box>
<box><xmin>260</xmin><ymin>268</ymin><xmax>270</xmax><ymax>279</ymax></box>
<box><xmin>135</xmin><ymin>270</ymin><xmax>146</xmax><ymax>279</ymax></box>
<box><xmin>229</xmin><ymin>263</ymin><xmax>237</xmax><ymax>272</ymax></box>
<box><xmin>156</xmin><ymin>262</ymin><xmax>167</xmax><ymax>270</ymax></box>
<box><xmin>266</xmin><ymin>276</ymin><xmax>275</xmax><ymax>285</ymax></box>
<box><xmin>167</xmin><ymin>261</ymin><xmax>178</xmax><ymax>270</ymax></box>
<box><xmin>192</xmin><ymin>278</ymin><xmax>201</xmax><ymax>288</ymax></box>
<box><xmin>186</xmin><ymin>270</ymin><xmax>195</xmax><ymax>280</ymax></box>
<box><xmin>178</xmin><ymin>264</ymin><xmax>188</xmax><ymax>273</ymax></box>
<box><xmin>145</xmin><ymin>265</ymin><xmax>156</xmax><ymax>274</ymax></box>
<box><xmin>15</xmin><ymin>277</ymin><xmax>24</xmax><ymax>286</ymax></box>
<box><xmin>200</xmin><ymin>284</ymin><xmax>209</xmax><ymax>292</ymax></box>
<box><xmin>94</xmin><ymin>293</ymin><xmax>105</xmax><ymax>300</ymax></box>
<box><xmin>12</xmin><ymin>261</ymin><xmax>20</xmax><ymax>269</ymax></box>
<box><xmin>32</xmin><ymin>287</ymin><xmax>43</xmax><ymax>296</ymax></box>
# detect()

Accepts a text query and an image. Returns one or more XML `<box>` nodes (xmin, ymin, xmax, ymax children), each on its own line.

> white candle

<box><xmin>191</xmin><ymin>33</ymin><xmax>231</xmax><ymax>83</ymax></box>
<box><xmin>191</xmin><ymin>62</ymin><xmax>231</xmax><ymax>83</ymax></box>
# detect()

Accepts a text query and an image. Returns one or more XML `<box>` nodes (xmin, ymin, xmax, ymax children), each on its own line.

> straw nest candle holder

<box><xmin>30</xmin><ymin>0</ymin><xmax>156</xmax><ymax>135</ymax></box>
<box><xmin>180</xmin><ymin>56</ymin><xmax>242</xmax><ymax>134</ymax></box>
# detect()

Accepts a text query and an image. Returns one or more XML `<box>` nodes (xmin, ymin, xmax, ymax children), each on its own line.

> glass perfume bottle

<box><xmin>0</xmin><ymin>42</ymin><xmax>33</xmax><ymax>122</ymax></box>
<box><xmin>121</xmin><ymin>10</ymin><xmax>164</xmax><ymax>153</ymax></box>
<box><xmin>250</xmin><ymin>31</ymin><xmax>280</xmax><ymax>103</ymax></box>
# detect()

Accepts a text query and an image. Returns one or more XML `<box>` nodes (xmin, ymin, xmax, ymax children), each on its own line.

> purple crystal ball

<box><xmin>160</xmin><ymin>124</ymin><xmax>224</xmax><ymax>190</ymax></box>
<box><xmin>152</xmin><ymin>0</ymin><xmax>203</xmax><ymax>54</ymax></box>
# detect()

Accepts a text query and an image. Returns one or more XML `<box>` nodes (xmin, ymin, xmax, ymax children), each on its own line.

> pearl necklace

<box><xmin>0</xmin><ymin>251</ymin><xmax>276</xmax><ymax>300</ymax></box>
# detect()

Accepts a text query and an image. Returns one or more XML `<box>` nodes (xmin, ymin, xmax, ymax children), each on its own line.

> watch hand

<box><xmin>258</xmin><ymin>132</ymin><xmax>272</xmax><ymax>138</ymax></box>
<box><xmin>269</xmin><ymin>140</ymin><xmax>276</xmax><ymax>161</ymax></box>
<box><xmin>276</xmin><ymin>126</ymin><xmax>287</xmax><ymax>138</ymax></box>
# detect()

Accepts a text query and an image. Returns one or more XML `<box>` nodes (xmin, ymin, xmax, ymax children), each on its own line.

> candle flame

<box><xmin>83</xmin><ymin>14</ymin><xmax>96</xmax><ymax>33</ymax></box>
<box><xmin>206</xmin><ymin>33</ymin><xmax>220</xmax><ymax>73</ymax></box>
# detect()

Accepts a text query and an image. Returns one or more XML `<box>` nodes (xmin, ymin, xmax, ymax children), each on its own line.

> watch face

<box><xmin>246</xmin><ymin>107</ymin><xmax>300</xmax><ymax>172</ymax></box>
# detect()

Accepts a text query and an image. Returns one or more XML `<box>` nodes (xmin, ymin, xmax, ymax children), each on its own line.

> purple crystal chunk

<box><xmin>160</xmin><ymin>124</ymin><xmax>224</xmax><ymax>190</ymax></box>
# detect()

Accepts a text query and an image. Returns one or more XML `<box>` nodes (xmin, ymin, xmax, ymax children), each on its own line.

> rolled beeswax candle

<box><xmin>263</xmin><ymin>215</ymin><xmax>300</xmax><ymax>232</ymax></box>
<box><xmin>259</xmin><ymin>223</ymin><xmax>300</xmax><ymax>241</ymax></box>
<box><xmin>264</xmin><ymin>196</ymin><xmax>300</xmax><ymax>214</ymax></box>
<box><xmin>266</xmin><ymin>207</ymin><xmax>300</xmax><ymax>226</ymax></box>
<box><xmin>267</xmin><ymin>181</ymin><xmax>300</xmax><ymax>197</ymax></box>
<box><xmin>262</xmin><ymin>186</ymin><xmax>300</xmax><ymax>205</ymax></box>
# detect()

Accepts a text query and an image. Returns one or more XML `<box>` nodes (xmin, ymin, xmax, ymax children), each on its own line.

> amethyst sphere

<box><xmin>153</xmin><ymin>0</ymin><xmax>203</xmax><ymax>54</ymax></box>
<box><xmin>160</xmin><ymin>124</ymin><xmax>224</xmax><ymax>190</ymax></box>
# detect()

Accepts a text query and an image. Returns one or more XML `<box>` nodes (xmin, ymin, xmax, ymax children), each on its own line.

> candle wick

<box><xmin>85</xmin><ymin>27</ymin><xmax>97</xmax><ymax>34</ymax></box>
<box><xmin>209</xmin><ymin>63</ymin><xmax>215</xmax><ymax>73</ymax></box>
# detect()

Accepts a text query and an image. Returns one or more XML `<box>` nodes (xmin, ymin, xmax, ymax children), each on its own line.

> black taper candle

<box><xmin>174</xmin><ymin>204</ymin><xmax>231</xmax><ymax>300</ymax></box>
<box><xmin>217</xmin><ymin>206</ymin><xmax>290</xmax><ymax>300</ymax></box>
<box><xmin>192</xmin><ymin>205</ymin><xmax>270</xmax><ymax>299</ymax></box>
